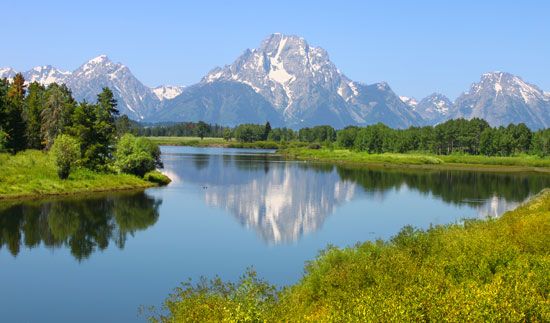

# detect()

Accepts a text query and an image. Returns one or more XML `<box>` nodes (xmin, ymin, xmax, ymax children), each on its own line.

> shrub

<box><xmin>51</xmin><ymin>135</ymin><xmax>80</xmax><ymax>179</ymax></box>
<box><xmin>307</xmin><ymin>143</ymin><xmax>322</xmax><ymax>149</ymax></box>
<box><xmin>144</xmin><ymin>170</ymin><xmax>171</xmax><ymax>185</ymax></box>
<box><xmin>115</xmin><ymin>134</ymin><xmax>163</xmax><ymax>177</ymax></box>
<box><xmin>0</xmin><ymin>130</ymin><xmax>8</xmax><ymax>153</ymax></box>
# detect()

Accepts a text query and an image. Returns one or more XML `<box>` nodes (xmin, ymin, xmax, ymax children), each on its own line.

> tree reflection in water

<box><xmin>0</xmin><ymin>191</ymin><xmax>161</xmax><ymax>261</ymax></box>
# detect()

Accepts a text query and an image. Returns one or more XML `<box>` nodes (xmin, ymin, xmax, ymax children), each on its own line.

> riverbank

<box><xmin>0</xmin><ymin>150</ymin><xmax>165</xmax><ymax>200</ymax></box>
<box><xmin>279</xmin><ymin>148</ymin><xmax>550</xmax><ymax>172</ymax></box>
<box><xmin>146</xmin><ymin>136</ymin><xmax>306</xmax><ymax>149</ymax></box>
<box><xmin>153</xmin><ymin>188</ymin><xmax>550</xmax><ymax>322</ymax></box>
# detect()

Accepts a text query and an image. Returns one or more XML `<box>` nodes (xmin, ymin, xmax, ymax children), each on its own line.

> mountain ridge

<box><xmin>1</xmin><ymin>35</ymin><xmax>549</xmax><ymax>129</ymax></box>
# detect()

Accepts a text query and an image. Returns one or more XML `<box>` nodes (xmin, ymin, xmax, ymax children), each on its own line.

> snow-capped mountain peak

<box><xmin>452</xmin><ymin>72</ymin><xmax>550</xmax><ymax>129</ymax></box>
<box><xmin>199</xmin><ymin>33</ymin><xmax>414</xmax><ymax>127</ymax></box>
<box><xmin>0</xmin><ymin>67</ymin><xmax>16</xmax><ymax>79</ymax></box>
<box><xmin>152</xmin><ymin>85</ymin><xmax>185</xmax><ymax>101</ymax></box>
<box><xmin>400</xmin><ymin>96</ymin><xmax>418</xmax><ymax>107</ymax></box>
<box><xmin>25</xmin><ymin>65</ymin><xmax>71</xmax><ymax>85</ymax></box>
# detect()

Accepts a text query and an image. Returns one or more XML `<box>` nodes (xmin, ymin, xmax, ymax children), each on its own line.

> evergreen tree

<box><xmin>93</xmin><ymin>88</ymin><xmax>119</xmax><ymax>165</ymax></box>
<box><xmin>24</xmin><ymin>82</ymin><xmax>46</xmax><ymax>149</ymax></box>
<box><xmin>5</xmin><ymin>73</ymin><xmax>27</xmax><ymax>152</ymax></box>
<box><xmin>263</xmin><ymin>121</ymin><xmax>272</xmax><ymax>140</ymax></box>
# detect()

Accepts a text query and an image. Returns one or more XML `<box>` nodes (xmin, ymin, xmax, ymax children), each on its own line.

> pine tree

<box><xmin>90</xmin><ymin>87</ymin><xmax>119</xmax><ymax>168</ymax></box>
<box><xmin>24</xmin><ymin>82</ymin><xmax>46</xmax><ymax>149</ymax></box>
<box><xmin>5</xmin><ymin>73</ymin><xmax>27</xmax><ymax>152</ymax></box>
<box><xmin>263</xmin><ymin>121</ymin><xmax>272</xmax><ymax>140</ymax></box>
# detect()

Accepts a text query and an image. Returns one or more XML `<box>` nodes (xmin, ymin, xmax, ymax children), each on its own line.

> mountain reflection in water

<box><xmin>162</xmin><ymin>149</ymin><xmax>549</xmax><ymax>244</ymax></box>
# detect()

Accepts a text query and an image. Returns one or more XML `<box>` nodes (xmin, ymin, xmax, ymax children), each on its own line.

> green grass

<box><xmin>144</xmin><ymin>170</ymin><xmax>172</xmax><ymax>185</ymax></box>
<box><xmin>145</xmin><ymin>136</ymin><xmax>311</xmax><ymax>149</ymax></box>
<box><xmin>150</xmin><ymin>189</ymin><xmax>550</xmax><ymax>322</ymax></box>
<box><xmin>146</xmin><ymin>136</ymin><xmax>229</xmax><ymax>147</ymax></box>
<box><xmin>279</xmin><ymin>148</ymin><xmax>550</xmax><ymax>171</ymax></box>
<box><xmin>0</xmin><ymin>150</ymin><xmax>156</xmax><ymax>200</ymax></box>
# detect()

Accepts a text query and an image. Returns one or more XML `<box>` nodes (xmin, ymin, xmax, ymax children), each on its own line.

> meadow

<box><xmin>279</xmin><ymin>148</ymin><xmax>550</xmax><ymax>172</ymax></box>
<box><xmin>0</xmin><ymin>150</ymin><xmax>158</xmax><ymax>200</ymax></box>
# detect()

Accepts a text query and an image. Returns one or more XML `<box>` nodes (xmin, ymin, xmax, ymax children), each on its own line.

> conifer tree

<box><xmin>24</xmin><ymin>82</ymin><xmax>46</xmax><ymax>149</ymax></box>
<box><xmin>5</xmin><ymin>73</ymin><xmax>27</xmax><ymax>152</ymax></box>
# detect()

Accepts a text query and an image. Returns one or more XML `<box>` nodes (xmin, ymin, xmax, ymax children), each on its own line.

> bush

<box><xmin>144</xmin><ymin>170</ymin><xmax>171</xmax><ymax>185</ymax></box>
<box><xmin>0</xmin><ymin>130</ymin><xmax>8</xmax><ymax>153</ymax></box>
<box><xmin>307</xmin><ymin>143</ymin><xmax>321</xmax><ymax>149</ymax></box>
<box><xmin>51</xmin><ymin>135</ymin><xmax>80</xmax><ymax>179</ymax></box>
<box><xmin>115</xmin><ymin>134</ymin><xmax>162</xmax><ymax>177</ymax></box>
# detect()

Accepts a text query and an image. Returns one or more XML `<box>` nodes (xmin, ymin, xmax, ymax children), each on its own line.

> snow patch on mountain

<box><xmin>400</xmin><ymin>96</ymin><xmax>418</xmax><ymax>108</ymax></box>
<box><xmin>153</xmin><ymin>85</ymin><xmax>185</xmax><ymax>101</ymax></box>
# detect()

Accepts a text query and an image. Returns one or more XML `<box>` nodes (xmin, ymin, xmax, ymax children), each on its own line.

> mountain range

<box><xmin>1</xmin><ymin>34</ymin><xmax>549</xmax><ymax>129</ymax></box>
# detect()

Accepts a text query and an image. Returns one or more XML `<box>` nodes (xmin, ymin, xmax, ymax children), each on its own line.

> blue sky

<box><xmin>2</xmin><ymin>0</ymin><xmax>549</xmax><ymax>99</ymax></box>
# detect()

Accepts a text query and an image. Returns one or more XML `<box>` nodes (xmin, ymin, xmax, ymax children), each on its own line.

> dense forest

<box><xmin>0</xmin><ymin>74</ymin><xmax>161</xmax><ymax>179</ymax></box>
<box><xmin>140</xmin><ymin>119</ymin><xmax>550</xmax><ymax>157</ymax></box>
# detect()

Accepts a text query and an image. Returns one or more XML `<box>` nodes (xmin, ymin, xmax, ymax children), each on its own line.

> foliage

<box><xmin>0</xmin><ymin>150</ymin><xmax>154</xmax><ymax>200</ymax></box>
<box><xmin>234</xmin><ymin>124</ymin><xmax>266</xmax><ymax>142</ymax></box>
<box><xmin>223</xmin><ymin>128</ymin><xmax>233</xmax><ymax>141</ymax></box>
<box><xmin>152</xmin><ymin>269</ymin><xmax>277</xmax><ymax>323</ymax></box>
<box><xmin>115</xmin><ymin>134</ymin><xmax>163</xmax><ymax>177</ymax></box>
<box><xmin>50</xmin><ymin>135</ymin><xmax>80</xmax><ymax>179</ymax></box>
<box><xmin>280</xmin><ymin>148</ymin><xmax>550</xmax><ymax>168</ymax></box>
<box><xmin>531</xmin><ymin>129</ymin><xmax>550</xmax><ymax>157</ymax></box>
<box><xmin>196</xmin><ymin>121</ymin><xmax>211</xmax><ymax>140</ymax></box>
<box><xmin>40</xmin><ymin>83</ymin><xmax>76</xmax><ymax>149</ymax></box>
<box><xmin>0</xmin><ymin>130</ymin><xmax>7</xmax><ymax>153</ymax></box>
<box><xmin>151</xmin><ymin>189</ymin><xmax>550</xmax><ymax>322</ymax></box>
<box><xmin>144</xmin><ymin>170</ymin><xmax>172</xmax><ymax>185</ymax></box>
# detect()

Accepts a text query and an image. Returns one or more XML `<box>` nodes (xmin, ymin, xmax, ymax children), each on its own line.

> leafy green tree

<box><xmin>223</xmin><ymin>128</ymin><xmax>233</xmax><ymax>141</ymax></box>
<box><xmin>115</xmin><ymin>115</ymin><xmax>135</xmax><ymax>137</ymax></box>
<box><xmin>41</xmin><ymin>83</ymin><xmax>76</xmax><ymax>149</ymax></box>
<box><xmin>51</xmin><ymin>134</ymin><xmax>80</xmax><ymax>179</ymax></box>
<box><xmin>114</xmin><ymin>134</ymin><xmax>162</xmax><ymax>177</ymax></box>
<box><xmin>196</xmin><ymin>121</ymin><xmax>210</xmax><ymax>140</ymax></box>
<box><xmin>234</xmin><ymin>124</ymin><xmax>265</xmax><ymax>142</ymax></box>
<box><xmin>337</xmin><ymin>126</ymin><xmax>359</xmax><ymax>149</ymax></box>
<box><xmin>531</xmin><ymin>129</ymin><xmax>550</xmax><ymax>157</ymax></box>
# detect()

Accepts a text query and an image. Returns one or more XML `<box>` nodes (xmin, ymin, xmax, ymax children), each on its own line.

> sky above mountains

<box><xmin>2</xmin><ymin>0</ymin><xmax>549</xmax><ymax>100</ymax></box>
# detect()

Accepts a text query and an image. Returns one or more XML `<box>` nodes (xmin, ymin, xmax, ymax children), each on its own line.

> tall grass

<box><xmin>151</xmin><ymin>189</ymin><xmax>550</xmax><ymax>322</ymax></box>
<box><xmin>0</xmin><ymin>150</ymin><xmax>154</xmax><ymax>199</ymax></box>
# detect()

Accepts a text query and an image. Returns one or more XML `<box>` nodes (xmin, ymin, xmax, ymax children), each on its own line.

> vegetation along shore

<box><xmin>140</xmin><ymin>118</ymin><xmax>550</xmax><ymax>170</ymax></box>
<box><xmin>0</xmin><ymin>75</ymin><xmax>169</xmax><ymax>200</ymax></box>
<box><xmin>149</xmin><ymin>188</ymin><xmax>550</xmax><ymax>322</ymax></box>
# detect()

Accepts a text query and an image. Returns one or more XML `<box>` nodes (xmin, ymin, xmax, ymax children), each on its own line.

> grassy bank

<box><xmin>151</xmin><ymin>189</ymin><xmax>550</xmax><ymax>322</ymax></box>
<box><xmin>279</xmin><ymin>148</ymin><xmax>550</xmax><ymax>172</ymax></box>
<box><xmin>0</xmin><ymin>150</ymin><xmax>160</xmax><ymax>200</ymax></box>
<box><xmin>146</xmin><ymin>136</ymin><xmax>309</xmax><ymax>149</ymax></box>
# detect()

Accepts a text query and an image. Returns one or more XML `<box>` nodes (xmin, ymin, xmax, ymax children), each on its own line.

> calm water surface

<box><xmin>1</xmin><ymin>146</ymin><xmax>549</xmax><ymax>322</ymax></box>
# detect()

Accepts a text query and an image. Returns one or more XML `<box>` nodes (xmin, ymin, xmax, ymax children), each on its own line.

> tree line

<box><xmin>140</xmin><ymin>118</ymin><xmax>550</xmax><ymax>157</ymax></box>
<box><xmin>0</xmin><ymin>74</ymin><xmax>161</xmax><ymax>178</ymax></box>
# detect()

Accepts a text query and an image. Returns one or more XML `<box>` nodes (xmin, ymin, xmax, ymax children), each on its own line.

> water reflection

<box><xmin>0</xmin><ymin>191</ymin><xmax>161</xmax><ymax>260</ymax></box>
<box><xmin>163</xmin><ymin>149</ymin><xmax>550</xmax><ymax>244</ymax></box>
